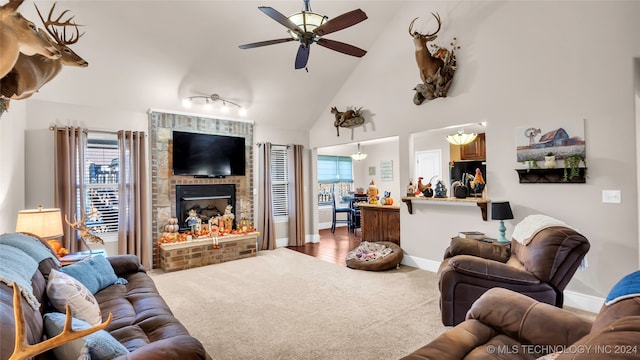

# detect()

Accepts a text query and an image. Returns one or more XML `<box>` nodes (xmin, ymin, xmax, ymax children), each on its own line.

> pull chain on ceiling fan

<box><xmin>238</xmin><ymin>0</ymin><xmax>368</xmax><ymax>70</ymax></box>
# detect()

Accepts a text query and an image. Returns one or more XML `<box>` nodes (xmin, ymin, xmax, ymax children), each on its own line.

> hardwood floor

<box><xmin>287</xmin><ymin>226</ymin><xmax>361</xmax><ymax>266</ymax></box>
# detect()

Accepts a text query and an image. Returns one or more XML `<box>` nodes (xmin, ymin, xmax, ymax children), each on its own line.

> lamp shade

<box><xmin>15</xmin><ymin>207</ymin><xmax>64</xmax><ymax>239</ymax></box>
<box><xmin>491</xmin><ymin>202</ymin><xmax>514</xmax><ymax>221</ymax></box>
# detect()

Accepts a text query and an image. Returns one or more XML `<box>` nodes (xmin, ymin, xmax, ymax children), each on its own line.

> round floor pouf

<box><xmin>346</xmin><ymin>241</ymin><xmax>403</xmax><ymax>271</ymax></box>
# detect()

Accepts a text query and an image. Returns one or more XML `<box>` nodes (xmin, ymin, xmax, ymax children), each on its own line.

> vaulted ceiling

<box><xmin>18</xmin><ymin>1</ymin><xmax>409</xmax><ymax>132</ymax></box>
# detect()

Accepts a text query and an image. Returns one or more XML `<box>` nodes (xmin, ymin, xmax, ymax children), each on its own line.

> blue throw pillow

<box><xmin>61</xmin><ymin>255</ymin><xmax>127</xmax><ymax>294</ymax></box>
<box><xmin>43</xmin><ymin>312</ymin><xmax>129</xmax><ymax>360</ymax></box>
<box><xmin>605</xmin><ymin>270</ymin><xmax>640</xmax><ymax>306</ymax></box>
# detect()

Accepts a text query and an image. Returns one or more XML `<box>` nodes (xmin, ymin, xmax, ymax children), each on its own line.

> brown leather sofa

<box><xmin>438</xmin><ymin>226</ymin><xmax>590</xmax><ymax>326</ymax></box>
<box><xmin>0</xmin><ymin>234</ymin><xmax>208</xmax><ymax>360</ymax></box>
<box><xmin>402</xmin><ymin>287</ymin><xmax>640</xmax><ymax>360</ymax></box>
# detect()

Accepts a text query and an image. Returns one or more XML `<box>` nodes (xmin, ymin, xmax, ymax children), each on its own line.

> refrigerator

<box><xmin>449</xmin><ymin>160</ymin><xmax>486</xmax><ymax>188</ymax></box>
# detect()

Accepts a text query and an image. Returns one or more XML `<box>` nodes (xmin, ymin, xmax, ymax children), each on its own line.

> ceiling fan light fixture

<box><xmin>288</xmin><ymin>11</ymin><xmax>327</xmax><ymax>39</ymax></box>
<box><xmin>446</xmin><ymin>130</ymin><xmax>478</xmax><ymax>146</ymax></box>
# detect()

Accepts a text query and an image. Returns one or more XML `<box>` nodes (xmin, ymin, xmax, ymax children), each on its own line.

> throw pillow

<box><xmin>43</xmin><ymin>312</ymin><xmax>129</xmax><ymax>360</ymax></box>
<box><xmin>605</xmin><ymin>270</ymin><xmax>640</xmax><ymax>306</ymax></box>
<box><xmin>60</xmin><ymin>255</ymin><xmax>127</xmax><ymax>294</ymax></box>
<box><xmin>46</xmin><ymin>269</ymin><xmax>102</xmax><ymax>325</ymax></box>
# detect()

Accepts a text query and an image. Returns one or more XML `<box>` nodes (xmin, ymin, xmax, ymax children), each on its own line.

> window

<box><xmin>317</xmin><ymin>155</ymin><xmax>353</xmax><ymax>206</ymax></box>
<box><xmin>271</xmin><ymin>145</ymin><xmax>288</xmax><ymax>218</ymax></box>
<box><xmin>82</xmin><ymin>132</ymin><xmax>119</xmax><ymax>236</ymax></box>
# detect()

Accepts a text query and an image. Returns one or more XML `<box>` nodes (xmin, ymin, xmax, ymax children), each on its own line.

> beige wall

<box><xmin>309</xmin><ymin>1</ymin><xmax>640</xmax><ymax>303</ymax></box>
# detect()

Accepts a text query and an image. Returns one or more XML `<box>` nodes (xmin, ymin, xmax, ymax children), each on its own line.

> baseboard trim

<box><xmin>307</xmin><ymin>234</ymin><xmax>320</xmax><ymax>243</ymax></box>
<box><xmin>276</xmin><ymin>237</ymin><xmax>288</xmax><ymax>248</ymax></box>
<box><xmin>564</xmin><ymin>290</ymin><xmax>604</xmax><ymax>314</ymax></box>
<box><xmin>403</xmin><ymin>254</ymin><xmax>603</xmax><ymax>314</ymax></box>
<box><xmin>319</xmin><ymin>222</ymin><xmax>348</xmax><ymax>230</ymax></box>
<box><xmin>401</xmin><ymin>255</ymin><xmax>441</xmax><ymax>273</ymax></box>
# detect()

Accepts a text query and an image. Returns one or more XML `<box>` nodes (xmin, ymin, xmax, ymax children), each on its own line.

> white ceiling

<box><xmin>17</xmin><ymin>1</ymin><xmax>409</xmax><ymax>132</ymax></box>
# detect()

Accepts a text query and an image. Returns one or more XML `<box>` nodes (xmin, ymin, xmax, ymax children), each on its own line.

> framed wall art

<box><xmin>516</xmin><ymin>119</ymin><xmax>586</xmax><ymax>162</ymax></box>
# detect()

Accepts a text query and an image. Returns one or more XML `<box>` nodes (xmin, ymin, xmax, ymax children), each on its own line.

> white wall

<box><xmin>308</xmin><ymin>1</ymin><xmax>640</xmax><ymax>302</ymax></box>
<box><xmin>0</xmin><ymin>102</ymin><xmax>26</xmax><ymax>233</ymax></box>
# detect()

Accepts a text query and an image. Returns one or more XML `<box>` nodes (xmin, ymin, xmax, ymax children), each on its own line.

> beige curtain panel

<box><xmin>117</xmin><ymin>130</ymin><xmax>150</xmax><ymax>270</ymax></box>
<box><xmin>258</xmin><ymin>142</ymin><xmax>276</xmax><ymax>250</ymax></box>
<box><xmin>288</xmin><ymin>144</ymin><xmax>305</xmax><ymax>246</ymax></box>
<box><xmin>53</xmin><ymin>126</ymin><xmax>86</xmax><ymax>253</ymax></box>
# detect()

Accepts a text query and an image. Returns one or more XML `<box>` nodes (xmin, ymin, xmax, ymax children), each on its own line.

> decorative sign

<box><xmin>380</xmin><ymin>160</ymin><xmax>393</xmax><ymax>182</ymax></box>
<box><xmin>368</xmin><ymin>166</ymin><xmax>376</xmax><ymax>176</ymax></box>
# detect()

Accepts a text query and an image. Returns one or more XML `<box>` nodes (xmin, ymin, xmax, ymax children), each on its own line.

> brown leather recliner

<box><xmin>438</xmin><ymin>226</ymin><xmax>590</xmax><ymax>326</ymax></box>
<box><xmin>402</xmin><ymin>287</ymin><xmax>640</xmax><ymax>360</ymax></box>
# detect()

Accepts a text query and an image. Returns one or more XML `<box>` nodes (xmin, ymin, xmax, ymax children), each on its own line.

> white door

<box><xmin>415</xmin><ymin>150</ymin><xmax>442</xmax><ymax>184</ymax></box>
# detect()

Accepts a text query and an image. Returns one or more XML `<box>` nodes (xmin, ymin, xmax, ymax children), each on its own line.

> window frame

<box><xmin>270</xmin><ymin>145</ymin><xmax>289</xmax><ymax>220</ymax></box>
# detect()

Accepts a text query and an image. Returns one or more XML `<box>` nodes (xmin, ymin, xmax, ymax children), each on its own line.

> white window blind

<box><xmin>83</xmin><ymin>133</ymin><xmax>119</xmax><ymax>234</ymax></box>
<box><xmin>271</xmin><ymin>145</ymin><xmax>288</xmax><ymax>218</ymax></box>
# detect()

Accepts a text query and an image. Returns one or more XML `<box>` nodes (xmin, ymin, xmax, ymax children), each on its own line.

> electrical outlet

<box><xmin>602</xmin><ymin>190</ymin><xmax>621</xmax><ymax>203</ymax></box>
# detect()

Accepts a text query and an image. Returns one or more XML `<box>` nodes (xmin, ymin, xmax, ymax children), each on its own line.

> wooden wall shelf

<box><xmin>515</xmin><ymin>168</ymin><xmax>587</xmax><ymax>183</ymax></box>
<box><xmin>401</xmin><ymin>196</ymin><xmax>490</xmax><ymax>221</ymax></box>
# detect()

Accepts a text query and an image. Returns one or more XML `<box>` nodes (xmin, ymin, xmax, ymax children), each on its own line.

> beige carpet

<box><xmin>149</xmin><ymin>248</ymin><xmax>446</xmax><ymax>360</ymax></box>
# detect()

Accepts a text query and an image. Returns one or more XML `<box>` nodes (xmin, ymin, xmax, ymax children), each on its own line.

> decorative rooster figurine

<box><xmin>469</xmin><ymin>168</ymin><xmax>485</xmax><ymax>195</ymax></box>
<box><xmin>417</xmin><ymin>176</ymin><xmax>434</xmax><ymax>197</ymax></box>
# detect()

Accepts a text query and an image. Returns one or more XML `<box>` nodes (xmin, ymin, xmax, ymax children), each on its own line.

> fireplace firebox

<box><xmin>176</xmin><ymin>184</ymin><xmax>236</xmax><ymax>231</ymax></box>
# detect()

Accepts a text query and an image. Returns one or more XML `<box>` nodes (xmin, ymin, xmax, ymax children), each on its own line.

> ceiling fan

<box><xmin>238</xmin><ymin>0</ymin><xmax>368</xmax><ymax>70</ymax></box>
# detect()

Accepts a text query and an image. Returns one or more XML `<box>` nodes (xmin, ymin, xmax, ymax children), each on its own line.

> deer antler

<box><xmin>35</xmin><ymin>2</ymin><xmax>84</xmax><ymax>46</ymax></box>
<box><xmin>65</xmin><ymin>211</ymin><xmax>104</xmax><ymax>245</ymax></box>
<box><xmin>9</xmin><ymin>283</ymin><xmax>112</xmax><ymax>360</ymax></box>
<box><xmin>408</xmin><ymin>13</ymin><xmax>441</xmax><ymax>38</ymax></box>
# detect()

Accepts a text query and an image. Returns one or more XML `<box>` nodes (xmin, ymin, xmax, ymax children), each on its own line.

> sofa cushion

<box><xmin>43</xmin><ymin>312</ymin><xmax>129</xmax><ymax>360</ymax></box>
<box><xmin>61</xmin><ymin>255</ymin><xmax>128</xmax><ymax>294</ymax></box>
<box><xmin>47</xmin><ymin>269</ymin><xmax>102</xmax><ymax>325</ymax></box>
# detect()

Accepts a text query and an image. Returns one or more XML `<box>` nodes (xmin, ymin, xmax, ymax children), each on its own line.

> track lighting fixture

<box><xmin>182</xmin><ymin>94</ymin><xmax>247</xmax><ymax>116</ymax></box>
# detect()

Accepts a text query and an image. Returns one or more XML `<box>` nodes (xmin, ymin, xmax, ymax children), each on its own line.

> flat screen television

<box><xmin>172</xmin><ymin>131</ymin><xmax>246</xmax><ymax>177</ymax></box>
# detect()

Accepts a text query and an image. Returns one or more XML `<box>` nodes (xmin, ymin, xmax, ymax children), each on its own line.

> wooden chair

<box><xmin>331</xmin><ymin>195</ymin><xmax>351</xmax><ymax>233</ymax></box>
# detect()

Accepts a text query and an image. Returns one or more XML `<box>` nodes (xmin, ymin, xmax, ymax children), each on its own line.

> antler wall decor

<box><xmin>409</xmin><ymin>12</ymin><xmax>459</xmax><ymax>105</ymax></box>
<box><xmin>330</xmin><ymin>106</ymin><xmax>364</xmax><ymax>136</ymax></box>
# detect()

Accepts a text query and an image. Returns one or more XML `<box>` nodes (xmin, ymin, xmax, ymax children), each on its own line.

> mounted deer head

<box><xmin>409</xmin><ymin>12</ymin><xmax>444</xmax><ymax>83</ymax></box>
<box><xmin>0</xmin><ymin>0</ymin><xmax>60</xmax><ymax>78</ymax></box>
<box><xmin>9</xmin><ymin>283</ymin><xmax>112</xmax><ymax>360</ymax></box>
<box><xmin>0</xmin><ymin>3</ymin><xmax>88</xmax><ymax>100</ymax></box>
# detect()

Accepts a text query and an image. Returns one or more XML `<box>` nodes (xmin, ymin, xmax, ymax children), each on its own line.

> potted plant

<box><xmin>563</xmin><ymin>154</ymin><xmax>586</xmax><ymax>181</ymax></box>
<box><xmin>544</xmin><ymin>152</ymin><xmax>556</xmax><ymax>169</ymax></box>
<box><xmin>522</xmin><ymin>158</ymin><xmax>538</xmax><ymax>172</ymax></box>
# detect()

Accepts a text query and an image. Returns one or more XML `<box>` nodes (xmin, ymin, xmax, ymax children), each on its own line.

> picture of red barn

<box><xmin>516</xmin><ymin>120</ymin><xmax>586</xmax><ymax>162</ymax></box>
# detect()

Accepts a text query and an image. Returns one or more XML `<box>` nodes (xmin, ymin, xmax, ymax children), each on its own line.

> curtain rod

<box><xmin>255</xmin><ymin>142</ymin><xmax>290</xmax><ymax>148</ymax></box>
<box><xmin>48</xmin><ymin>126</ymin><xmax>146</xmax><ymax>136</ymax></box>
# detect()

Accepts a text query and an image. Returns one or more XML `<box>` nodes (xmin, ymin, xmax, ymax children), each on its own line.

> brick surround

<box><xmin>159</xmin><ymin>233</ymin><xmax>258</xmax><ymax>272</ymax></box>
<box><xmin>150</xmin><ymin>111</ymin><xmax>254</xmax><ymax>269</ymax></box>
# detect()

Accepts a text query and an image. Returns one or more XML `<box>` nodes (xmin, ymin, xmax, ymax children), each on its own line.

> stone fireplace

<box><xmin>150</xmin><ymin>111</ymin><xmax>254</xmax><ymax>269</ymax></box>
<box><xmin>176</xmin><ymin>184</ymin><xmax>236</xmax><ymax>231</ymax></box>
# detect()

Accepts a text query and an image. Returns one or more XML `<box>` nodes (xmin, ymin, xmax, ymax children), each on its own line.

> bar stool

<box><xmin>331</xmin><ymin>195</ymin><xmax>351</xmax><ymax>233</ymax></box>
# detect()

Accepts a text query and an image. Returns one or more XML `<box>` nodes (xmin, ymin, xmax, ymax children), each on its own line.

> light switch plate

<box><xmin>602</xmin><ymin>190</ymin><xmax>621</xmax><ymax>203</ymax></box>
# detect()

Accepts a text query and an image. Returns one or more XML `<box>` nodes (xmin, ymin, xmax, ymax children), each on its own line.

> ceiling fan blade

<box><xmin>258</xmin><ymin>6</ymin><xmax>304</xmax><ymax>35</ymax></box>
<box><xmin>239</xmin><ymin>38</ymin><xmax>295</xmax><ymax>49</ymax></box>
<box><xmin>313</xmin><ymin>9</ymin><xmax>368</xmax><ymax>37</ymax></box>
<box><xmin>316</xmin><ymin>38</ymin><xmax>367</xmax><ymax>57</ymax></box>
<box><xmin>295</xmin><ymin>44</ymin><xmax>310</xmax><ymax>69</ymax></box>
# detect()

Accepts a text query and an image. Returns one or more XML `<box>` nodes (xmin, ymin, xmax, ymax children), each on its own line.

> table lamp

<box><xmin>491</xmin><ymin>202</ymin><xmax>514</xmax><ymax>243</ymax></box>
<box><xmin>16</xmin><ymin>206</ymin><xmax>64</xmax><ymax>240</ymax></box>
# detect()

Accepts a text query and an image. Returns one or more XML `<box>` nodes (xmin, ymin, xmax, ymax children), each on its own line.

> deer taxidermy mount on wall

<box><xmin>0</xmin><ymin>1</ymin><xmax>87</xmax><ymax>114</ymax></box>
<box><xmin>409</xmin><ymin>12</ymin><xmax>459</xmax><ymax>105</ymax></box>
<box><xmin>331</xmin><ymin>106</ymin><xmax>364</xmax><ymax>136</ymax></box>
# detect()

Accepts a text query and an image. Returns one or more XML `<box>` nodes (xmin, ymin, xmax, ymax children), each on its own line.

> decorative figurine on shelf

<box><xmin>185</xmin><ymin>209</ymin><xmax>199</xmax><ymax>231</ymax></box>
<box><xmin>209</xmin><ymin>215</ymin><xmax>220</xmax><ymax>238</ymax></box>
<box><xmin>367</xmin><ymin>179</ymin><xmax>379</xmax><ymax>204</ymax></box>
<box><xmin>406</xmin><ymin>180</ymin><xmax>416</xmax><ymax>197</ymax></box>
<box><xmin>469</xmin><ymin>168</ymin><xmax>485</xmax><ymax>197</ymax></box>
<box><xmin>380</xmin><ymin>191</ymin><xmax>394</xmax><ymax>205</ymax></box>
<box><xmin>222</xmin><ymin>204</ymin><xmax>235</xmax><ymax>230</ymax></box>
<box><xmin>434</xmin><ymin>180</ymin><xmax>447</xmax><ymax>198</ymax></box>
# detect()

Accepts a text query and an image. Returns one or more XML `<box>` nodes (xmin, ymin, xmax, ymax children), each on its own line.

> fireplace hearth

<box><xmin>176</xmin><ymin>184</ymin><xmax>236</xmax><ymax>231</ymax></box>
